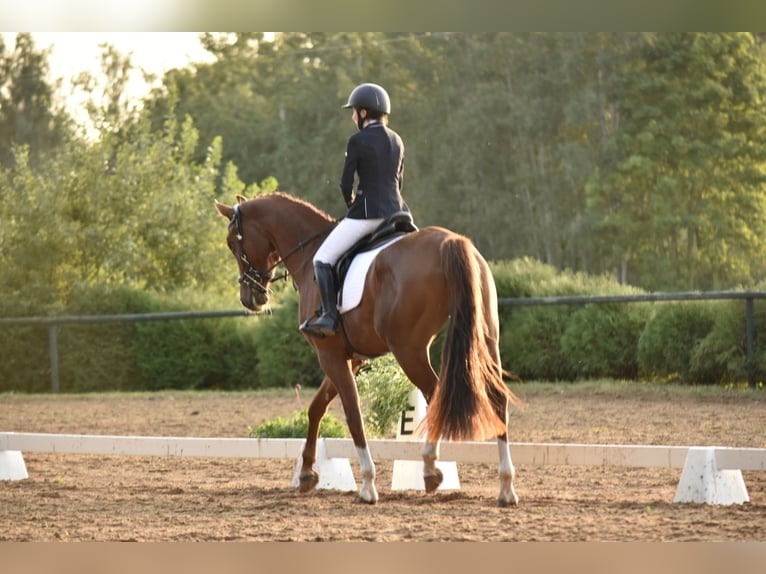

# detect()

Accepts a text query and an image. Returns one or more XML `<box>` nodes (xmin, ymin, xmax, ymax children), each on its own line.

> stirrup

<box><xmin>300</xmin><ymin>314</ymin><xmax>338</xmax><ymax>337</ymax></box>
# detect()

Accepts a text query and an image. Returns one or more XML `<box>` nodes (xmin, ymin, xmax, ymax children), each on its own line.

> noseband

<box><xmin>229</xmin><ymin>203</ymin><xmax>287</xmax><ymax>294</ymax></box>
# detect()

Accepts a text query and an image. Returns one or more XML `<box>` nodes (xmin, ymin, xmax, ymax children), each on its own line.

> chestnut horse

<box><xmin>215</xmin><ymin>192</ymin><xmax>522</xmax><ymax>506</ymax></box>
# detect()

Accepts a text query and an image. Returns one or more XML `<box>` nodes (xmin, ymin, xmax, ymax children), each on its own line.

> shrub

<box><xmin>247</xmin><ymin>409</ymin><xmax>348</xmax><ymax>438</ymax></box>
<box><xmin>356</xmin><ymin>354</ymin><xmax>412</xmax><ymax>437</ymax></box>
<box><xmin>249</xmin><ymin>287</ymin><xmax>323</xmax><ymax>388</ymax></box>
<box><xmin>687</xmin><ymin>300</ymin><xmax>748</xmax><ymax>385</ymax></box>
<box><xmin>134</xmin><ymin>317</ymin><xmax>261</xmax><ymax>390</ymax></box>
<box><xmin>491</xmin><ymin>257</ymin><xmax>562</xmax><ymax>299</ymax></box>
<box><xmin>492</xmin><ymin>259</ymin><xmax>579</xmax><ymax>379</ymax></box>
<box><xmin>57</xmin><ymin>286</ymin><xmax>155</xmax><ymax>392</ymax></box>
<box><xmin>501</xmin><ymin>306</ymin><xmax>577</xmax><ymax>380</ymax></box>
<box><xmin>250</xmin><ymin>354</ymin><xmax>415</xmax><ymax>439</ymax></box>
<box><xmin>0</xmin><ymin>286</ymin><xmax>151</xmax><ymax>393</ymax></box>
<box><xmin>637</xmin><ymin>302</ymin><xmax>717</xmax><ymax>382</ymax></box>
<box><xmin>0</xmin><ymin>321</ymin><xmax>50</xmax><ymax>393</ymax></box>
<box><xmin>494</xmin><ymin>259</ymin><xmax>646</xmax><ymax>381</ymax></box>
<box><xmin>561</xmin><ymin>303</ymin><xmax>650</xmax><ymax>379</ymax></box>
<box><xmin>133</xmin><ymin>288</ymin><xmax>261</xmax><ymax>390</ymax></box>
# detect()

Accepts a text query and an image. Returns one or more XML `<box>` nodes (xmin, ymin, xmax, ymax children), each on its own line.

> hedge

<box><xmin>1</xmin><ymin>258</ymin><xmax>764</xmax><ymax>392</ymax></box>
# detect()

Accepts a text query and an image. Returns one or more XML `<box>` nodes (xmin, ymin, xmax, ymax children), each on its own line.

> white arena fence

<box><xmin>2</xmin><ymin>432</ymin><xmax>765</xmax><ymax>506</ymax></box>
<box><xmin>2</xmin><ymin>291</ymin><xmax>765</xmax><ymax>505</ymax></box>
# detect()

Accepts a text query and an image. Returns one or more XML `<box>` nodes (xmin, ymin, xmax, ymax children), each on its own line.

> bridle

<box><xmin>229</xmin><ymin>203</ymin><xmax>286</xmax><ymax>294</ymax></box>
<box><xmin>229</xmin><ymin>203</ymin><xmax>334</xmax><ymax>294</ymax></box>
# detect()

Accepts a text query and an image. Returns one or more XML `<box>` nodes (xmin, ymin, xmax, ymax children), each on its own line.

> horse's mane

<box><xmin>254</xmin><ymin>191</ymin><xmax>335</xmax><ymax>223</ymax></box>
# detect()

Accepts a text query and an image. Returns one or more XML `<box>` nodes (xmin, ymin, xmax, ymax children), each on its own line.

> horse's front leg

<box><xmin>497</xmin><ymin>434</ymin><xmax>519</xmax><ymax>507</ymax></box>
<box><xmin>422</xmin><ymin>439</ymin><xmax>444</xmax><ymax>493</ymax></box>
<box><xmin>298</xmin><ymin>376</ymin><xmax>337</xmax><ymax>493</ymax></box>
<box><xmin>319</xmin><ymin>355</ymin><xmax>378</xmax><ymax>504</ymax></box>
<box><xmin>355</xmin><ymin>443</ymin><xmax>378</xmax><ymax>504</ymax></box>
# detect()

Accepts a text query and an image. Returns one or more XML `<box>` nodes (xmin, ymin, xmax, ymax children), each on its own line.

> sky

<box><xmin>2</xmin><ymin>32</ymin><xmax>216</xmax><ymax>130</ymax></box>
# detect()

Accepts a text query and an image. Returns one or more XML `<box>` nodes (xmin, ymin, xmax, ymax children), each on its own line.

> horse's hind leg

<box><xmin>298</xmin><ymin>375</ymin><xmax>337</xmax><ymax>493</ymax></box>
<box><xmin>421</xmin><ymin>441</ymin><xmax>443</xmax><ymax>493</ymax></box>
<box><xmin>489</xmin><ymin>353</ymin><xmax>518</xmax><ymax>506</ymax></box>
<box><xmin>490</xmin><ymin>363</ymin><xmax>518</xmax><ymax>506</ymax></box>
<box><xmin>497</xmin><ymin>433</ymin><xmax>518</xmax><ymax>507</ymax></box>
<box><xmin>479</xmin><ymin>262</ymin><xmax>519</xmax><ymax>507</ymax></box>
<box><xmin>390</xmin><ymin>343</ymin><xmax>443</xmax><ymax>493</ymax></box>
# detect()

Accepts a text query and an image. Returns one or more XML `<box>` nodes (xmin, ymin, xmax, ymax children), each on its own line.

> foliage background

<box><xmin>2</xmin><ymin>33</ymin><xmax>766</xmax><ymax>391</ymax></box>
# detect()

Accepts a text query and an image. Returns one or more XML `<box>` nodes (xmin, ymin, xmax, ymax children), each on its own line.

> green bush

<box><xmin>491</xmin><ymin>257</ymin><xmax>562</xmax><ymax>298</ymax></box>
<box><xmin>250</xmin><ymin>288</ymin><xmax>324</xmax><ymax>388</ymax></box>
<box><xmin>56</xmin><ymin>286</ymin><xmax>152</xmax><ymax>392</ymax></box>
<box><xmin>492</xmin><ymin>259</ymin><xmax>577</xmax><ymax>379</ymax></box>
<box><xmin>494</xmin><ymin>258</ymin><xmax>646</xmax><ymax>381</ymax></box>
<box><xmin>0</xmin><ymin>288</ymin><xmax>53</xmax><ymax>392</ymax></box>
<box><xmin>500</xmin><ymin>306</ymin><xmax>577</xmax><ymax>380</ymax></box>
<box><xmin>637</xmin><ymin>302</ymin><xmax>717</xmax><ymax>382</ymax></box>
<box><xmin>687</xmin><ymin>300</ymin><xmax>749</xmax><ymax>385</ymax></box>
<box><xmin>133</xmin><ymin>288</ymin><xmax>261</xmax><ymax>390</ymax></box>
<box><xmin>0</xmin><ymin>284</ymin><xmax>268</xmax><ymax>393</ymax></box>
<box><xmin>134</xmin><ymin>317</ymin><xmax>259</xmax><ymax>390</ymax></box>
<box><xmin>5</xmin><ymin>255</ymin><xmax>766</xmax><ymax>392</ymax></box>
<box><xmin>561</xmin><ymin>303</ymin><xmax>650</xmax><ymax>379</ymax></box>
<box><xmin>0</xmin><ymin>286</ymin><xmax>151</xmax><ymax>393</ymax></box>
<box><xmin>356</xmin><ymin>354</ymin><xmax>412</xmax><ymax>437</ymax></box>
<box><xmin>247</xmin><ymin>408</ymin><xmax>348</xmax><ymax>438</ymax></box>
<box><xmin>0</xmin><ymin>321</ymin><xmax>50</xmax><ymax>393</ymax></box>
<box><xmin>249</xmin><ymin>354</ymin><xmax>415</xmax><ymax>439</ymax></box>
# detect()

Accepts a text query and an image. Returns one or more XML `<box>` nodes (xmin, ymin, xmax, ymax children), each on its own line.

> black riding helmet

<box><xmin>342</xmin><ymin>83</ymin><xmax>391</xmax><ymax>130</ymax></box>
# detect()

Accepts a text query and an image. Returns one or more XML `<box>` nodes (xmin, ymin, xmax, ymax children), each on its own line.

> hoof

<box><xmin>356</xmin><ymin>494</ymin><xmax>378</xmax><ymax>505</ymax></box>
<box><xmin>497</xmin><ymin>494</ymin><xmax>519</xmax><ymax>508</ymax></box>
<box><xmin>298</xmin><ymin>471</ymin><xmax>319</xmax><ymax>493</ymax></box>
<box><xmin>424</xmin><ymin>468</ymin><xmax>444</xmax><ymax>493</ymax></box>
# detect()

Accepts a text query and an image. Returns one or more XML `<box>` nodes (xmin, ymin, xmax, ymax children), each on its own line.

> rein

<box><xmin>230</xmin><ymin>203</ymin><xmax>334</xmax><ymax>293</ymax></box>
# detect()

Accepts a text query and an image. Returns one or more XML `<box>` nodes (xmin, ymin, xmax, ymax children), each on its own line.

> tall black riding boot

<box><xmin>300</xmin><ymin>262</ymin><xmax>339</xmax><ymax>336</ymax></box>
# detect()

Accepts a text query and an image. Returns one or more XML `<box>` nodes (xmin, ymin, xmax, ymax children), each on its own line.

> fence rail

<box><xmin>1</xmin><ymin>291</ymin><xmax>764</xmax><ymax>392</ymax></box>
<box><xmin>0</xmin><ymin>310</ymin><xmax>253</xmax><ymax>393</ymax></box>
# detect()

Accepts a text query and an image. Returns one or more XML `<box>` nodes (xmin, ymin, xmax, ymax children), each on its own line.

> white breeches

<box><xmin>314</xmin><ymin>217</ymin><xmax>384</xmax><ymax>265</ymax></box>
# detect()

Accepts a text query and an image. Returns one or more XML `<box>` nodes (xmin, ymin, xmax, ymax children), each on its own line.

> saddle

<box><xmin>334</xmin><ymin>211</ymin><xmax>418</xmax><ymax>299</ymax></box>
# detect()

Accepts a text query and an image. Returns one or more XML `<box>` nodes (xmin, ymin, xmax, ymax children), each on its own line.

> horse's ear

<box><xmin>235</xmin><ymin>194</ymin><xmax>247</xmax><ymax>205</ymax></box>
<box><xmin>214</xmin><ymin>199</ymin><xmax>234</xmax><ymax>220</ymax></box>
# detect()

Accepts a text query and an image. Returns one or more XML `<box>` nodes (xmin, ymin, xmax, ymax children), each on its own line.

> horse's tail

<box><xmin>426</xmin><ymin>236</ymin><xmax>521</xmax><ymax>442</ymax></box>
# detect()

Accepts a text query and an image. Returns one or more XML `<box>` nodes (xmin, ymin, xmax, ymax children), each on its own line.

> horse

<box><xmin>214</xmin><ymin>191</ymin><xmax>523</xmax><ymax>506</ymax></box>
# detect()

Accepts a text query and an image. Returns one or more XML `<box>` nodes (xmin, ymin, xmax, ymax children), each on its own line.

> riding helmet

<box><xmin>342</xmin><ymin>83</ymin><xmax>391</xmax><ymax>115</ymax></box>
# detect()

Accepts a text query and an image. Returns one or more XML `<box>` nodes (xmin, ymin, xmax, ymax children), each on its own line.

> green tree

<box><xmin>139</xmin><ymin>32</ymin><xmax>766</xmax><ymax>291</ymax></box>
<box><xmin>146</xmin><ymin>33</ymin><xmax>448</xmax><ymax>213</ymax></box>
<box><xmin>587</xmin><ymin>33</ymin><xmax>766</xmax><ymax>290</ymax></box>
<box><xmin>0</xmin><ymin>108</ymin><xmax>230</xmax><ymax>309</ymax></box>
<box><xmin>70</xmin><ymin>42</ymin><xmax>141</xmax><ymax>137</ymax></box>
<box><xmin>0</xmin><ymin>33</ymin><xmax>72</xmax><ymax>168</ymax></box>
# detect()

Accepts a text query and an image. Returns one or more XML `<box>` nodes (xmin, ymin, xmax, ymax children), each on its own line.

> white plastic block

<box><xmin>291</xmin><ymin>439</ymin><xmax>357</xmax><ymax>492</ymax></box>
<box><xmin>674</xmin><ymin>447</ymin><xmax>749</xmax><ymax>505</ymax></box>
<box><xmin>392</xmin><ymin>389</ymin><xmax>460</xmax><ymax>491</ymax></box>
<box><xmin>391</xmin><ymin>459</ymin><xmax>460</xmax><ymax>491</ymax></box>
<box><xmin>0</xmin><ymin>450</ymin><xmax>28</xmax><ymax>480</ymax></box>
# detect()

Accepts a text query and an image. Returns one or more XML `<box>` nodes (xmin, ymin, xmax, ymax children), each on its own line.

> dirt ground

<box><xmin>2</xmin><ymin>383</ymin><xmax>766</xmax><ymax>542</ymax></box>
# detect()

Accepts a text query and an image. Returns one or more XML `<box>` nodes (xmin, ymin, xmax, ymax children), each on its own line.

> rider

<box><xmin>300</xmin><ymin>82</ymin><xmax>411</xmax><ymax>337</ymax></box>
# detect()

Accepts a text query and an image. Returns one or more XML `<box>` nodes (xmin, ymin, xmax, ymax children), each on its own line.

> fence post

<box><xmin>746</xmin><ymin>297</ymin><xmax>755</xmax><ymax>389</ymax></box>
<box><xmin>48</xmin><ymin>323</ymin><xmax>59</xmax><ymax>393</ymax></box>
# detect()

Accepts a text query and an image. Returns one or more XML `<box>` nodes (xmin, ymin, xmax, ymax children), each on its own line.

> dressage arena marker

<box><xmin>0</xmin><ymin>449</ymin><xmax>27</xmax><ymax>480</ymax></box>
<box><xmin>289</xmin><ymin>439</ymin><xmax>357</xmax><ymax>492</ymax></box>
<box><xmin>673</xmin><ymin>447</ymin><xmax>750</xmax><ymax>505</ymax></box>
<box><xmin>390</xmin><ymin>389</ymin><xmax>460</xmax><ymax>491</ymax></box>
<box><xmin>2</xmin><ymin>432</ymin><xmax>765</xmax><ymax>505</ymax></box>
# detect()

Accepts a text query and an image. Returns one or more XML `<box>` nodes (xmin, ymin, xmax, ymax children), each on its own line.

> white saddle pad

<box><xmin>337</xmin><ymin>235</ymin><xmax>405</xmax><ymax>314</ymax></box>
